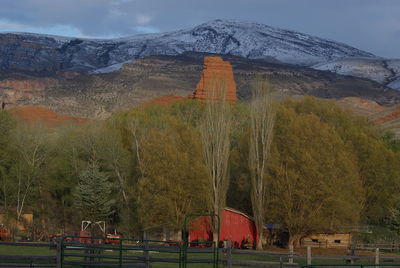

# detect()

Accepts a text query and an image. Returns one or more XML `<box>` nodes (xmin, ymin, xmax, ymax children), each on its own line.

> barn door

<box><xmin>182</xmin><ymin>213</ymin><xmax>220</xmax><ymax>268</ymax></box>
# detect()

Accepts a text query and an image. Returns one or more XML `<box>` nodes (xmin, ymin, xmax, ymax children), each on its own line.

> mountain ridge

<box><xmin>0</xmin><ymin>19</ymin><xmax>376</xmax><ymax>76</ymax></box>
<box><xmin>314</xmin><ymin>58</ymin><xmax>400</xmax><ymax>90</ymax></box>
<box><xmin>5</xmin><ymin>52</ymin><xmax>397</xmax><ymax>119</ymax></box>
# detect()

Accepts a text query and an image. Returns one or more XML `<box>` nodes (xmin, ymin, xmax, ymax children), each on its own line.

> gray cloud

<box><xmin>0</xmin><ymin>0</ymin><xmax>399</xmax><ymax>57</ymax></box>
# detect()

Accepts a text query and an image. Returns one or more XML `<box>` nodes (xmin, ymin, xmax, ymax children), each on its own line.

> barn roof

<box><xmin>224</xmin><ymin>207</ymin><xmax>254</xmax><ymax>221</ymax></box>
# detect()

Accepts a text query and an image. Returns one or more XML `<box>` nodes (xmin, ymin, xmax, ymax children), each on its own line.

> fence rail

<box><xmin>2</xmin><ymin>239</ymin><xmax>400</xmax><ymax>268</ymax></box>
<box><xmin>302</xmin><ymin>265</ymin><xmax>400</xmax><ymax>268</ymax></box>
<box><xmin>0</xmin><ymin>241</ymin><xmax>56</xmax><ymax>267</ymax></box>
<box><xmin>352</xmin><ymin>243</ymin><xmax>400</xmax><ymax>252</ymax></box>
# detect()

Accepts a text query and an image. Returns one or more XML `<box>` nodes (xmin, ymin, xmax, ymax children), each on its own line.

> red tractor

<box><xmin>105</xmin><ymin>233</ymin><xmax>121</xmax><ymax>245</ymax></box>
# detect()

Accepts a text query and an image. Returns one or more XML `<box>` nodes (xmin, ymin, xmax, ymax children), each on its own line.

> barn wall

<box><xmin>189</xmin><ymin>216</ymin><xmax>212</xmax><ymax>242</ymax></box>
<box><xmin>220</xmin><ymin>209</ymin><xmax>257</xmax><ymax>245</ymax></box>
<box><xmin>188</xmin><ymin>209</ymin><xmax>257</xmax><ymax>247</ymax></box>
<box><xmin>301</xmin><ymin>233</ymin><xmax>352</xmax><ymax>248</ymax></box>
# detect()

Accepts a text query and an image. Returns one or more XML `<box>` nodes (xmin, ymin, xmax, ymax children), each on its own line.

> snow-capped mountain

<box><xmin>0</xmin><ymin>19</ymin><xmax>376</xmax><ymax>75</ymax></box>
<box><xmin>314</xmin><ymin>58</ymin><xmax>400</xmax><ymax>90</ymax></box>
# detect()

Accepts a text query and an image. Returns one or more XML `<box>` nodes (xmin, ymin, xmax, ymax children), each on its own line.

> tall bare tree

<box><xmin>128</xmin><ymin>118</ymin><xmax>147</xmax><ymax>179</ymax></box>
<box><xmin>12</xmin><ymin>124</ymin><xmax>49</xmax><ymax>239</ymax></box>
<box><xmin>248</xmin><ymin>77</ymin><xmax>276</xmax><ymax>250</ymax></box>
<box><xmin>199</xmin><ymin>76</ymin><xmax>232</xmax><ymax>244</ymax></box>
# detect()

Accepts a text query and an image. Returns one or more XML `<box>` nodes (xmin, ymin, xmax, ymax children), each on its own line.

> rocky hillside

<box><xmin>8</xmin><ymin>52</ymin><xmax>399</xmax><ymax>118</ymax></box>
<box><xmin>314</xmin><ymin>58</ymin><xmax>400</xmax><ymax>90</ymax></box>
<box><xmin>0</xmin><ymin>19</ymin><xmax>376</xmax><ymax>76</ymax></box>
<box><xmin>337</xmin><ymin>97</ymin><xmax>400</xmax><ymax>137</ymax></box>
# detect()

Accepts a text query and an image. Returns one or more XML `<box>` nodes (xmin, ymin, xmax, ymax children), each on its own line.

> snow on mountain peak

<box><xmin>314</xmin><ymin>58</ymin><xmax>400</xmax><ymax>90</ymax></box>
<box><xmin>0</xmin><ymin>19</ymin><xmax>376</xmax><ymax>74</ymax></box>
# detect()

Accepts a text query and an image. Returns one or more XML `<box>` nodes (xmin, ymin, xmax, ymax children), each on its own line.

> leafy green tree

<box><xmin>385</xmin><ymin>200</ymin><xmax>400</xmax><ymax>235</ymax></box>
<box><xmin>267</xmin><ymin>105</ymin><xmax>363</xmax><ymax>247</ymax></box>
<box><xmin>284</xmin><ymin>97</ymin><xmax>400</xmax><ymax>223</ymax></box>
<box><xmin>0</xmin><ymin>111</ymin><xmax>15</xmax><ymax>209</ymax></box>
<box><xmin>137</xmin><ymin>119</ymin><xmax>209</xmax><ymax>235</ymax></box>
<box><xmin>39</xmin><ymin>125</ymin><xmax>83</xmax><ymax>234</ymax></box>
<box><xmin>227</xmin><ymin>135</ymin><xmax>252</xmax><ymax>215</ymax></box>
<box><xmin>0</xmin><ymin>111</ymin><xmax>15</xmax><ymax>159</ymax></box>
<box><xmin>169</xmin><ymin>99</ymin><xmax>204</xmax><ymax>127</ymax></box>
<box><xmin>382</xmin><ymin>131</ymin><xmax>400</xmax><ymax>152</ymax></box>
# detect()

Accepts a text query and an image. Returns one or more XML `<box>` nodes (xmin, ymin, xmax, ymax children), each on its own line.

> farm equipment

<box><xmin>105</xmin><ymin>233</ymin><xmax>121</xmax><ymax>245</ymax></box>
<box><xmin>77</xmin><ymin>220</ymin><xmax>121</xmax><ymax>244</ymax></box>
<box><xmin>0</xmin><ymin>224</ymin><xmax>11</xmax><ymax>241</ymax></box>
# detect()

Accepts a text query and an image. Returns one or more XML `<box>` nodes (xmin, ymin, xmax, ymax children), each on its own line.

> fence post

<box><xmin>223</xmin><ymin>240</ymin><xmax>232</xmax><ymax>268</ymax></box>
<box><xmin>375</xmin><ymin>248</ymin><xmax>380</xmax><ymax>268</ymax></box>
<box><xmin>56</xmin><ymin>238</ymin><xmax>62</xmax><ymax>268</ymax></box>
<box><xmin>288</xmin><ymin>245</ymin><xmax>294</xmax><ymax>264</ymax></box>
<box><xmin>350</xmin><ymin>247</ymin><xmax>355</xmax><ymax>264</ymax></box>
<box><xmin>119</xmin><ymin>239</ymin><xmax>123</xmax><ymax>267</ymax></box>
<box><xmin>143</xmin><ymin>240</ymin><xmax>150</xmax><ymax>268</ymax></box>
<box><xmin>307</xmin><ymin>245</ymin><xmax>312</xmax><ymax>265</ymax></box>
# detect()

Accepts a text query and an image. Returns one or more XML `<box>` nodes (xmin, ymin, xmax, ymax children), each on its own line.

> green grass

<box><xmin>0</xmin><ymin>244</ymin><xmax>54</xmax><ymax>255</ymax></box>
<box><xmin>0</xmin><ymin>244</ymin><xmax>56</xmax><ymax>266</ymax></box>
<box><xmin>1</xmin><ymin>244</ymin><xmax>400</xmax><ymax>268</ymax></box>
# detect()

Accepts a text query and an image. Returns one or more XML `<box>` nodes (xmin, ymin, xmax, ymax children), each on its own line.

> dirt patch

<box><xmin>140</xmin><ymin>94</ymin><xmax>186</xmax><ymax>108</ymax></box>
<box><xmin>10</xmin><ymin>105</ymin><xmax>86</xmax><ymax>126</ymax></box>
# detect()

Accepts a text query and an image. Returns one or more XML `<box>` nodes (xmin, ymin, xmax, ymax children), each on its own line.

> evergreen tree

<box><xmin>74</xmin><ymin>161</ymin><xmax>115</xmax><ymax>221</ymax></box>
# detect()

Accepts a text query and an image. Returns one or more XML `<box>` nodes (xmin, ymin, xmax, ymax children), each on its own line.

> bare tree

<box><xmin>12</xmin><ymin>124</ymin><xmax>48</xmax><ymax>239</ymax></box>
<box><xmin>199</xmin><ymin>76</ymin><xmax>232</xmax><ymax>244</ymax></box>
<box><xmin>248</xmin><ymin>77</ymin><xmax>276</xmax><ymax>250</ymax></box>
<box><xmin>128</xmin><ymin>117</ymin><xmax>147</xmax><ymax>179</ymax></box>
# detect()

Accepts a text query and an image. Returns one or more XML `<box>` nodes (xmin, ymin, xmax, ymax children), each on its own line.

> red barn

<box><xmin>189</xmin><ymin>208</ymin><xmax>257</xmax><ymax>248</ymax></box>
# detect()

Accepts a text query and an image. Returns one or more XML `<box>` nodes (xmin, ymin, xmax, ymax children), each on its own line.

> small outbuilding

<box><xmin>301</xmin><ymin>233</ymin><xmax>352</xmax><ymax>248</ymax></box>
<box><xmin>0</xmin><ymin>207</ymin><xmax>33</xmax><ymax>232</ymax></box>
<box><xmin>189</xmin><ymin>207</ymin><xmax>257</xmax><ymax>248</ymax></box>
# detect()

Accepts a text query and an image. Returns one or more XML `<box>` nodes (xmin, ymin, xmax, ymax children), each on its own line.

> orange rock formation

<box><xmin>10</xmin><ymin>106</ymin><xmax>86</xmax><ymax>126</ymax></box>
<box><xmin>189</xmin><ymin>56</ymin><xmax>237</xmax><ymax>103</ymax></box>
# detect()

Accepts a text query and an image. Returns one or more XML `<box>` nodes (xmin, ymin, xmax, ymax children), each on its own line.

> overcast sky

<box><xmin>0</xmin><ymin>0</ymin><xmax>399</xmax><ymax>58</ymax></box>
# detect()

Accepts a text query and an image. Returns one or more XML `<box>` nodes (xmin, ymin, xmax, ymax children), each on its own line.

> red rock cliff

<box><xmin>0</xmin><ymin>78</ymin><xmax>57</xmax><ymax>103</ymax></box>
<box><xmin>189</xmin><ymin>57</ymin><xmax>237</xmax><ymax>103</ymax></box>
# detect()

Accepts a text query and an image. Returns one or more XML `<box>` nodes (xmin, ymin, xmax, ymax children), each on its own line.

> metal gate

<box><xmin>59</xmin><ymin>236</ymin><xmax>182</xmax><ymax>267</ymax></box>
<box><xmin>58</xmin><ymin>214</ymin><xmax>220</xmax><ymax>268</ymax></box>
<box><xmin>182</xmin><ymin>213</ymin><xmax>220</xmax><ymax>268</ymax></box>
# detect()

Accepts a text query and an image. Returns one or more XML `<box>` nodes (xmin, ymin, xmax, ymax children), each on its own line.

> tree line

<box><xmin>0</xmin><ymin>80</ymin><xmax>399</xmax><ymax>248</ymax></box>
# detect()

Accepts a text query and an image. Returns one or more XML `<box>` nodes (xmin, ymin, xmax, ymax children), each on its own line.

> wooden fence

<box><xmin>0</xmin><ymin>238</ymin><xmax>216</xmax><ymax>268</ymax></box>
<box><xmin>0</xmin><ymin>241</ymin><xmax>56</xmax><ymax>267</ymax></box>
<box><xmin>2</xmin><ymin>239</ymin><xmax>400</xmax><ymax>268</ymax></box>
<box><xmin>220</xmin><ymin>241</ymin><xmax>400</xmax><ymax>268</ymax></box>
<box><xmin>351</xmin><ymin>243</ymin><xmax>400</xmax><ymax>253</ymax></box>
